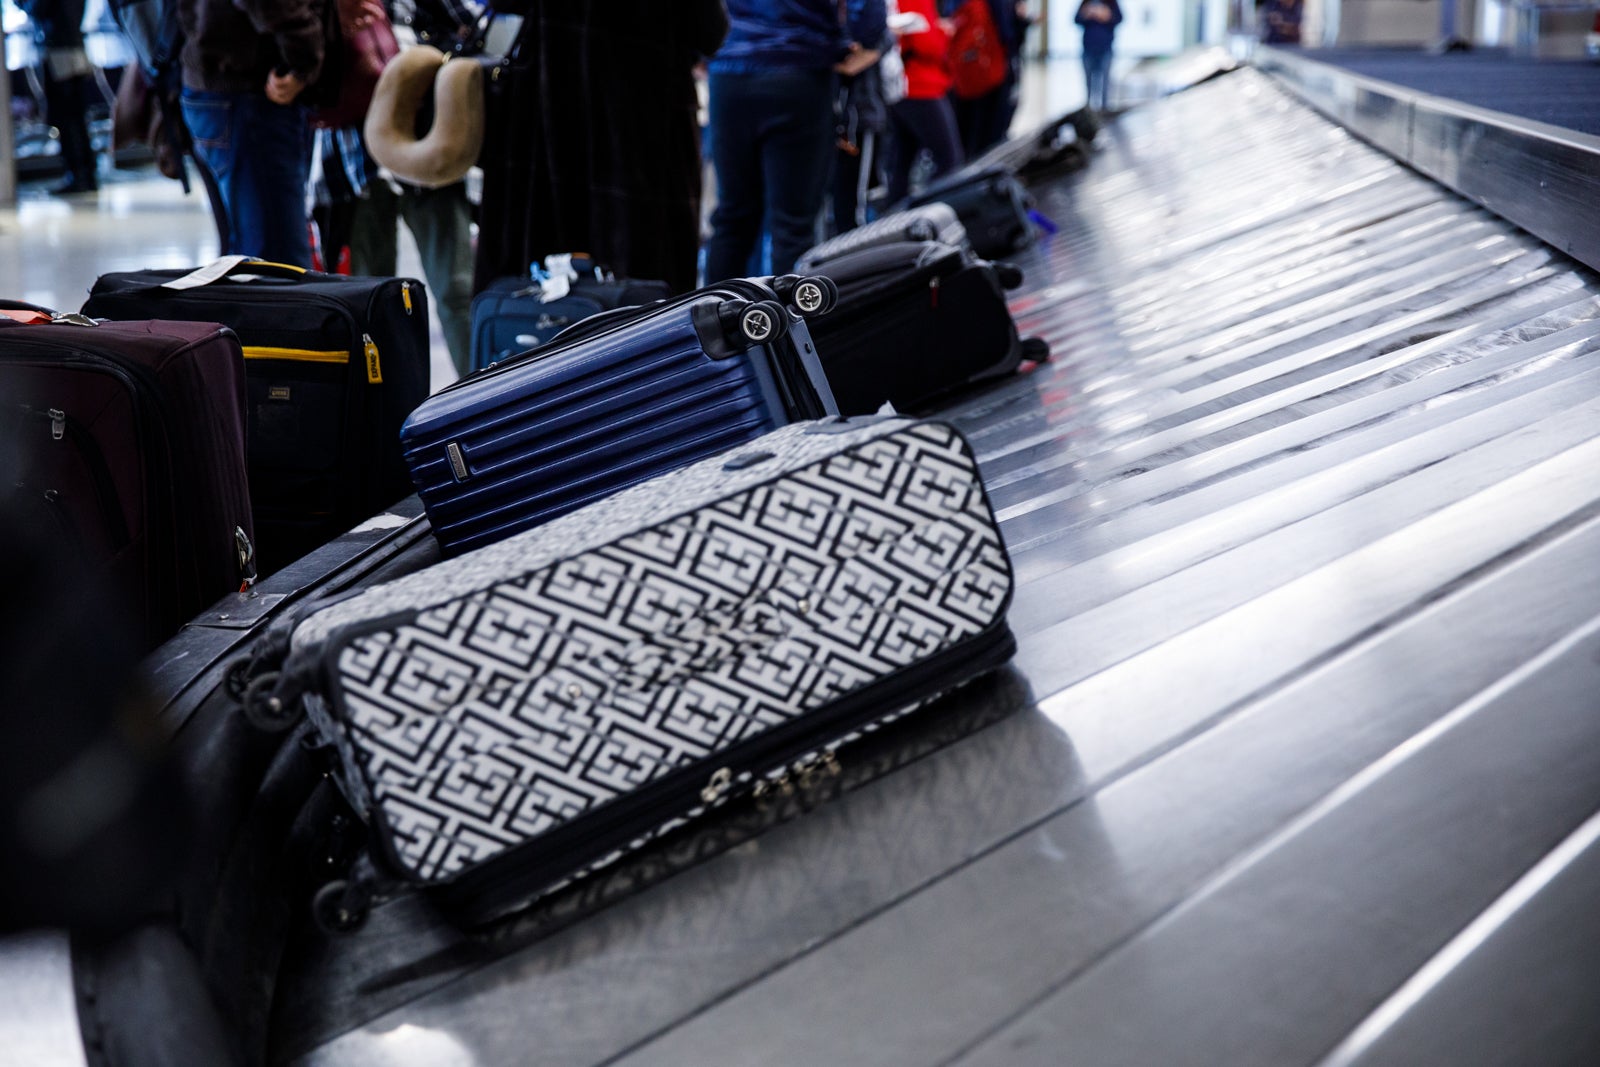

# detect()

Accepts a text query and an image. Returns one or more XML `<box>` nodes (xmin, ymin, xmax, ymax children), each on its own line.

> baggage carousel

<box><xmin>152</xmin><ymin>60</ymin><xmax>1600</xmax><ymax>1067</ymax></box>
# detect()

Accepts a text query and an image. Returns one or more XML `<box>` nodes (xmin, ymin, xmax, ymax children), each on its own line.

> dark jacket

<box><xmin>1074</xmin><ymin>0</ymin><xmax>1121</xmax><ymax>57</ymax></box>
<box><xmin>711</xmin><ymin>0</ymin><xmax>887</xmax><ymax>74</ymax></box>
<box><xmin>19</xmin><ymin>0</ymin><xmax>86</xmax><ymax>49</ymax></box>
<box><xmin>178</xmin><ymin>0</ymin><xmax>326</xmax><ymax>93</ymax></box>
<box><xmin>475</xmin><ymin>0</ymin><xmax>729</xmax><ymax>295</ymax></box>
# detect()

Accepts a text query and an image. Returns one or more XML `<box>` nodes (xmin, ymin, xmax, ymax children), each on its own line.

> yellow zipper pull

<box><xmin>401</xmin><ymin>282</ymin><xmax>413</xmax><ymax>315</ymax></box>
<box><xmin>363</xmin><ymin>334</ymin><xmax>383</xmax><ymax>384</ymax></box>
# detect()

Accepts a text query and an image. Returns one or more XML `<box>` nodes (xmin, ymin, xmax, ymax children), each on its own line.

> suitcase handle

<box><xmin>156</xmin><ymin>256</ymin><xmax>313</xmax><ymax>292</ymax></box>
<box><xmin>0</xmin><ymin>298</ymin><xmax>59</xmax><ymax>317</ymax></box>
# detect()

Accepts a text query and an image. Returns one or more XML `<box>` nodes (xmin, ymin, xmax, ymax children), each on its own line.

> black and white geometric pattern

<box><xmin>290</xmin><ymin>418</ymin><xmax>1012</xmax><ymax>883</ymax></box>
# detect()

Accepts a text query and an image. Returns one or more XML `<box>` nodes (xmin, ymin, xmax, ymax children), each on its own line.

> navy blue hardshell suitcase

<box><xmin>468</xmin><ymin>272</ymin><xmax>674</xmax><ymax>373</ymax></box>
<box><xmin>402</xmin><ymin>279</ymin><xmax>840</xmax><ymax>555</ymax></box>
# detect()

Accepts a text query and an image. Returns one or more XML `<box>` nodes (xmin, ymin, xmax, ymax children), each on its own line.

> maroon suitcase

<box><xmin>0</xmin><ymin>304</ymin><xmax>256</xmax><ymax>650</ymax></box>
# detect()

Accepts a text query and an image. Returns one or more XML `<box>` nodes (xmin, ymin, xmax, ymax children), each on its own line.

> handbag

<box><xmin>313</xmin><ymin>13</ymin><xmax>402</xmax><ymax>130</ymax></box>
<box><xmin>878</xmin><ymin>43</ymin><xmax>908</xmax><ymax>106</ymax></box>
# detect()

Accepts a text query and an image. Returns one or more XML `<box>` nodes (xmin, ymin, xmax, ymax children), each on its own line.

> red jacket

<box><xmin>895</xmin><ymin>0</ymin><xmax>952</xmax><ymax>100</ymax></box>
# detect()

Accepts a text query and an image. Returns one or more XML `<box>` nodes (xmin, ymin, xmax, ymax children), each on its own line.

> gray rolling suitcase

<box><xmin>798</xmin><ymin>203</ymin><xmax>969</xmax><ymax>272</ymax></box>
<box><xmin>237</xmin><ymin>415</ymin><xmax>1015</xmax><ymax>926</ymax></box>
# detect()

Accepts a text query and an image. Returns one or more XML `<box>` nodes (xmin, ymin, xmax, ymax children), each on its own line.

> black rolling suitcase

<box><xmin>0</xmin><ymin>304</ymin><xmax>255</xmax><ymax>650</ymax></box>
<box><xmin>402</xmin><ymin>275</ymin><xmax>838</xmax><ymax>556</ymax></box>
<box><xmin>966</xmin><ymin>107</ymin><xmax>1100</xmax><ymax>180</ymax></box>
<box><xmin>81</xmin><ymin>257</ymin><xmax>431</xmax><ymax>575</ymax></box>
<box><xmin>905</xmin><ymin>165</ymin><xmax>1035</xmax><ymax>259</ymax></box>
<box><xmin>796</xmin><ymin>202</ymin><xmax>969</xmax><ymax>272</ymax></box>
<box><xmin>236</xmin><ymin>415</ymin><xmax>1015</xmax><ymax>927</ymax></box>
<box><xmin>798</xmin><ymin>241</ymin><xmax>1047</xmax><ymax>414</ymax></box>
<box><xmin>468</xmin><ymin>258</ymin><xmax>675</xmax><ymax>372</ymax></box>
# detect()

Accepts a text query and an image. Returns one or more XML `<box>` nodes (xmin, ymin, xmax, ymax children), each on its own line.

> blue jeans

<box><xmin>1083</xmin><ymin>51</ymin><xmax>1113</xmax><ymax>111</ymax></box>
<box><xmin>705</xmin><ymin>68</ymin><xmax>837</xmax><ymax>282</ymax></box>
<box><xmin>182</xmin><ymin>89</ymin><xmax>313</xmax><ymax>267</ymax></box>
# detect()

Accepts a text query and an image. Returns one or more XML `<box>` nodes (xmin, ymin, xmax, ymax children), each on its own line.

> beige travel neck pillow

<box><xmin>364</xmin><ymin>46</ymin><xmax>486</xmax><ymax>188</ymax></box>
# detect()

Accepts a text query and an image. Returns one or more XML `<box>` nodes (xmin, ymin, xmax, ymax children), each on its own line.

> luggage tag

<box><xmin>537</xmin><ymin>254</ymin><xmax>580</xmax><ymax>302</ymax></box>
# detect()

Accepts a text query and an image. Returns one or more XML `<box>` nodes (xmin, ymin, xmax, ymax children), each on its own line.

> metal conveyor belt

<box><xmin>278</xmin><ymin>67</ymin><xmax>1600</xmax><ymax>1067</ymax></box>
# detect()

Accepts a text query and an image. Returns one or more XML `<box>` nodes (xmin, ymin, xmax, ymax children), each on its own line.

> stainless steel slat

<box><xmin>282</xmin><ymin>67</ymin><xmax>1600</xmax><ymax>1066</ymax></box>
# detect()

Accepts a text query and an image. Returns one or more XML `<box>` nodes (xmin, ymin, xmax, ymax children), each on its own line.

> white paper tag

<box><xmin>537</xmin><ymin>254</ymin><xmax>580</xmax><ymax>302</ymax></box>
<box><xmin>162</xmin><ymin>255</ymin><xmax>252</xmax><ymax>290</ymax></box>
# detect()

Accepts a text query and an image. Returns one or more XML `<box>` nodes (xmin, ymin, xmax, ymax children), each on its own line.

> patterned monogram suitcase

<box><xmin>238</xmin><ymin>416</ymin><xmax>1015</xmax><ymax>927</ymax></box>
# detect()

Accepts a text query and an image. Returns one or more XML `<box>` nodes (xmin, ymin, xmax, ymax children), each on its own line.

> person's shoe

<box><xmin>49</xmin><ymin>174</ymin><xmax>100</xmax><ymax>196</ymax></box>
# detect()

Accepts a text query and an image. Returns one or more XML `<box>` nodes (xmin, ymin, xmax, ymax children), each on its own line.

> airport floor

<box><xmin>7</xmin><ymin>51</ymin><xmax>1600</xmax><ymax>1067</ymax></box>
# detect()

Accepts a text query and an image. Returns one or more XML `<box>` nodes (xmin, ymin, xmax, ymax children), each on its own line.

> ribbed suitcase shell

<box><xmin>272</xmin><ymin>416</ymin><xmax>1014</xmax><ymax>918</ymax></box>
<box><xmin>402</xmin><ymin>293</ymin><xmax>836</xmax><ymax>555</ymax></box>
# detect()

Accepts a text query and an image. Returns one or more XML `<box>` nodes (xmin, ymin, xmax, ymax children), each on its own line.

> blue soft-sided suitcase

<box><xmin>403</xmin><ymin>279</ymin><xmax>840</xmax><ymax>555</ymax></box>
<box><xmin>468</xmin><ymin>273</ymin><xmax>674</xmax><ymax>373</ymax></box>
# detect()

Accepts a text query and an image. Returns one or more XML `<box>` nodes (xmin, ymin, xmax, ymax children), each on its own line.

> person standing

<box><xmin>318</xmin><ymin>0</ymin><xmax>477</xmax><ymax>375</ymax></box>
<box><xmin>951</xmin><ymin>0</ymin><xmax>1029</xmax><ymax>159</ymax></box>
<box><xmin>884</xmin><ymin>0</ymin><xmax>963</xmax><ymax>206</ymax></box>
<box><xmin>1075</xmin><ymin>0</ymin><xmax>1122</xmax><ymax>114</ymax></box>
<box><xmin>177</xmin><ymin>0</ymin><xmax>326</xmax><ymax>266</ymax></box>
<box><xmin>704</xmin><ymin>0</ymin><xmax>888</xmax><ymax>283</ymax></box>
<box><xmin>474</xmin><ymin>0</ymin><xmax>728</xmax><ymax>296</ymax></box>
<box><xmin>1259</xmin><ymin>0</ymin><xmax>1304</xmax><ymax>44</ymax></box>
<box><xmin>20</xmin><ymin>0</ymin><xmax>99</xmax><ymax>194</ymax></box>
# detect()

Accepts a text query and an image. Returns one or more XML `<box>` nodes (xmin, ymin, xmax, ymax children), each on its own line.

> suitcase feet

<box><xmin>241</xmin><ymin>671</ymin><xmax>301</xmax><ymax>732</ymax></box>
<box><xmin>311</xmin><ymin>878</ymin><xmax>372</xmax><ymax>935</ymax></box>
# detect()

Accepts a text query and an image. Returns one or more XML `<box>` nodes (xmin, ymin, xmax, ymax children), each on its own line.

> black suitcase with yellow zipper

<box><xmin>83</xmin><ymin>257</ymin><xmax>430</xmax><ymax>575</ymax></box>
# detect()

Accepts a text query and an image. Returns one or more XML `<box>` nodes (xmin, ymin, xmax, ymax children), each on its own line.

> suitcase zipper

<box><xmin>5</xmin><ymin>337</ymin><xmax>232</xmax><ymax>599</ymax></box>
<box><xmin>170</xmin><ymin>286</ymin><xmax>391</xmax><ymax>513</ymax></box>
<box><xmin>242</xmin><ymin>345</ymin><xmax>350</xmax><ymax>364</ymax></box>
<box><xmin>362</xmin><ymin>334</ymin><xmax>382</xmax><ymax>384</ymax></box>
<box><xmin>428</xmin><ymin>621</ymin><xmax>1016</xmax><ymax>917</ymax></box>
<box><xmin>18</xmin><ymin>403</ymin><xmax>134</xmax><ymax>550</ymax></box>
<box><xmin>156</xmin><ymin>288</ymin><xmax>373</xmax><ymax>392</ymax></box>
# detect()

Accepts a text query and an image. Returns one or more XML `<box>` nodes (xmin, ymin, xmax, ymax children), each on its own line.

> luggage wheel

<box><xmin>720</xmin><ymin>299</ymin><xmax>790</xmax><ymax>348</ymax></box>
<box><xmin>771</xmin><ymin>275</ymin><xmax>838</xmax><ymax>317</ymax></box>
<box><xmin>312</xmin><ymin>878</ymin><xmax>371</xmax><ymax>935</ymax></box>
<box><xmin>223</xmin><ymin>657</ymin><xmax>254</xmax><ymax>702</ymax></box>
<box><xmin>241</xmin><ymin>671</ymin><xmax>300</xmax><ymax>733</ymax></box>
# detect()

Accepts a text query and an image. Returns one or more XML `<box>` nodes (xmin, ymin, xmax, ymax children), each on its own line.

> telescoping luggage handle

<box><xmin>0</xmin><ymin>298</ymin><xmax>57</xmax><ymax>323</ymax></box>
<box><xmin>449</xmin><ymin>274</ymin><xmax>840</xmax><ymax>389</ymax></box>
<box><xmin>0</xmin><ymin>299</ymin><xmax>100</xmax><ymax>326</ymax></box>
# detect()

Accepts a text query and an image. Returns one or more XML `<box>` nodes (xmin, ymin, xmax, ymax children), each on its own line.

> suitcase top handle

<box><xmin>0</xmin><ymin>298</ymin><xmax>59</xmax><ymax>318</ymax></box>
<box><xmin>158</xmin><ymin>256</ymin><xmax>311</xmax><ymax>291</ymax></box>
